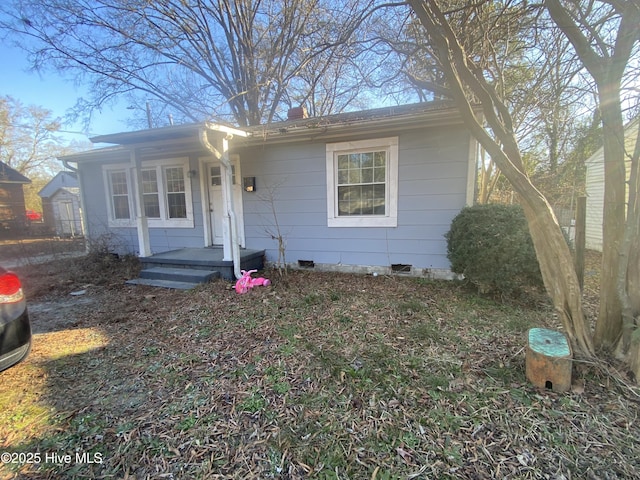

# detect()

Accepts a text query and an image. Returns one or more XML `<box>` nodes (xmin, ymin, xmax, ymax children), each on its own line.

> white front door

<box><xmin>207</xmin><ymin>156</ymin><xmax>244</xmax><ymax>246</ymax></box>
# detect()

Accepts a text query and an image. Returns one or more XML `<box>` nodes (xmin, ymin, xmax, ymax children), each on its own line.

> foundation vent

<box><xmin>391</xmin><ymin>264</ymin><xmax>412</xmax><ymax>273</ymax></box>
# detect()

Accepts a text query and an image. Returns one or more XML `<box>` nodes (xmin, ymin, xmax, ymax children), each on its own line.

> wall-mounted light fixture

<box><xmin>187</xmin><ymin>169</ymin><xmax>198</xmax><ymax>178</ymax></box>
<box><xmin>243</xmin><ymin>176</ymin><xmax>256</xmax><ymax>192</ymax></box>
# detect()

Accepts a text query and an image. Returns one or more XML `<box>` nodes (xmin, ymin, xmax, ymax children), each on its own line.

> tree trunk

<box><xmin>492</xmin><ymin>151</ymin><xmax>595</xmax><ymax>356</ymax></box>
<box><xmin>544</xmin><ymin>0</ymin><xmax>640</xmax><ymax>374</ymax></box>
<box><xmin>478</xmin><ymin>149</ymin><xmax>500</xmax><ymax>204</ymax></box>
<box><xmin>594</xmin><ymin>84</ymin><xmax>626</xmax><ymax>349</ymax></box>
<box><xmin>624</xmin><ymin>236</ymin><xmax>640</xmax><ymax>380</ymax></box>
<box><xmin>615</xmin><ymin>120</ymin><xmax>640</xmax><ymax>379</ymax></box>
<box><xmin>407</xmin><ymin>0</ymin><xmax>594</xmax><ymax>356</ymax></box>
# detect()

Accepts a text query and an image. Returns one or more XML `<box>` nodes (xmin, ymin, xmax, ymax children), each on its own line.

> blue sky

<box><xmin>0</xmin><ymin>43</ymin><xmax>130</xmax><ymax>141</ymax></box>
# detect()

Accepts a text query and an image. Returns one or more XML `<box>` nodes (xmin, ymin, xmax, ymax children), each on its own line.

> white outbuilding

<box><xmin>38</xmin><ymin>171</ymin><xmax>84</xmax><ymax>237</ymax></box>
<box><xmin>585</xmin><ymin>119</ymin><xmax>638</xmax><ymax>252</ymax></box>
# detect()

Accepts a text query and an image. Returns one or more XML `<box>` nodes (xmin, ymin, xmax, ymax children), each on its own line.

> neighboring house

<box><xmin>0</xmin><ymin>161</ymin><xmax>31</xmax><ymax>231</ymax></box>
<box><xmin>585</xmin><ymin>118</ymin><xmax>638</xmax><ymax>252</ymax></box>
<box><xmin>60</xmin><ymin>101</ymin><xmax>477</xmax><ymax>278</ymax></box>
<box><xmin>38</xmin><ymin>171</ymin><xmax>84</xmax><ymax>237</ymax></box>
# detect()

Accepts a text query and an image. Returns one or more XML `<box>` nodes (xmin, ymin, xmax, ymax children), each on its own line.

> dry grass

<box><xmin>0</xmin><ymin>251</ymin><xmax>638</xmax><ymax>479</ymax></box>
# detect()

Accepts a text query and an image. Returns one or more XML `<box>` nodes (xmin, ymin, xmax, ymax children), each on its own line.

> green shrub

<box><xmin>445</xmin><ymin>204</ymin><xmax>543</xmax><ymax>295</ymax></box>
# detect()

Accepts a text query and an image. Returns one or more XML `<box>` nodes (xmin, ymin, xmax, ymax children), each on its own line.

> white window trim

<box><xmin>103</xmin><ymin>164</ymin><xmax>135</xmax><ymax>228</ymax></box>
<box><xmin>326</xmin><ymin>137</ymin><xmax>398</xmax><ymax>227</ymax></box>
<box><xmin>103</xmin><ymin>158</ymin><xmax>194</xmax><ymax>228</ymax></box>
<box><xmin>145</xmin><ymin>159</ymin><xmax>194</xmax><ymax>228</ymax></box>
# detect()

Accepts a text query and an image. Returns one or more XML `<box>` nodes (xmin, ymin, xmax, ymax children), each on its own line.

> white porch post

<box><xmin>130</xmin><ymin>148</ymin><xmax>151</xmax><ymax>257</ymax></box>
<box><xmin>198</xmin><ymin>124</ymin><xmax>248</xmax><ymax>279</ymax></box>
<box><xmin>220</xmin><ymin>135</ymin><xmax>241</xmax><ymax>270</ymax></box>
<box><xmin>220</xmin><ymin>140</ymin><xmax>233</xmax><ymax>262</ymax></box>
<box><xmin>199</xmin><ymin>157</ymin><xmax>213</xmax><ymax>247</ymax></box>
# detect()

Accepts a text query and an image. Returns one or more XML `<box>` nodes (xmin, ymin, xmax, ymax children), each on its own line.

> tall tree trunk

<box><xmin>622</xmin><ymin>235</ymin><xmax>640</xmax><ymax>379</ymax></box>
<box><xmin>616</xmin><ymin>120</ymin><xmax>640</xmax><ymax>378</ymax></box>
<box><xmin>480</xmin><ymin>137</ymin><xmax>594</xmax><ymax>355</ymax></box>
<box><xmin>594</xmin><ymin>84</ymin><xmax>626</xmax><ymax>348</ymax></box>
<box><xmin>407</xmin><ymin>0</ymin><xmax>594</xmax><ymax>356</ymax></box>
<box><xmin>545</xmin><ymin>0</ymin><xmax>640</xmax><ymax>371</ymax></box>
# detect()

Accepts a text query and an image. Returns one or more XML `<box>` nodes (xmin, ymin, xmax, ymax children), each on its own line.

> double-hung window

<box><xmin>326</xmin><ymin>137</ymin><xmax>398</xmax><ymax>227</ymax></box>
<box><xmin>141</xmin><ymin>169</ymin><xmax>160</xmax><ymax>218</ymax></box>
<box><xmin>164</xmin><ymin>166</ymin><xmax>188</xmax><ymax>219</ymax></box>
<box><xmin>104</xmin><ymin>159</ymin><xmax>193</xmax><ymax>227</ymax></box>
<box><xmin>108</xmin><ymin>170</ymin><xmax>131</xmax><ymax>221</ymax></box>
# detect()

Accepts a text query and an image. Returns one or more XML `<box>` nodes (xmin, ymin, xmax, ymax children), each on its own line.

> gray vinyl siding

<box><xmin>78</xmin><ymin>161</ymin><xmax>113</xmax><ymax>244</ymax></box>
<box><xmin>79</xmin><ymin>155</ymin><xmax>206</xmax><ymax>255</ymax></box>
<box><xmin>76</xmin><ymin>120</ymin><xmax>473</xmax><ymax>271</ymax></box>
<box><xmin>239</xmin><ymin>125</ymin><xmax>472</xmax><ymax>271</ymax></box>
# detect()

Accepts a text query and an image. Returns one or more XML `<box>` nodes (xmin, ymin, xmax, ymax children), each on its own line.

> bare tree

<box><xmin>0</xmin><ymin>96</ymin><xmax>87</xmax><ymax>212</ymax></box>
<box><xmin>257</xmin><ymin>180</ymin><xmax>289</xmax><ymax>278</ymax></box>
<box><xmin>1</xmin><ymin>0</ymin><xmax>384</xmax><ymax>127</ymax></box>
<box><xmin>405</xmin><ymin>0</ymin><xmax>595</xmax><ymax>355</ymax></box>
<box><xmin>396</xmin><ymin>2</ymin><xmax>596</xmax><ymax>205</ymax></box>
<box><xmin>404</xmin><ymin>0</ymin><xmax>640</xmax><ymax>374</ymax></box>
<box><xmin>545</xmin><ymin>0</ymin><xmax>640</xmax><ymax>372</ymax></box>
<box><xmin>0</xmin><ymin>96</ymin><xmax>71</xmax><ymax>177</ymax></box>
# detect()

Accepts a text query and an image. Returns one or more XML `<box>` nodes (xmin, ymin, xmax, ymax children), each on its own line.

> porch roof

<box><xmin>90</xmin><ymin>121</ymin><xmax>247</xmax><ymax>146</ymax></box>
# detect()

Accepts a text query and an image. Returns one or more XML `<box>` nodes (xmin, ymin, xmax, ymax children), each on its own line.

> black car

<box><xmin>0</xmin><ymin>267</ymin><xmax>31</xmax><ymax>372</ymax></box>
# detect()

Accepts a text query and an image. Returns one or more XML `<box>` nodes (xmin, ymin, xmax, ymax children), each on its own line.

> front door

<box><xmin>207</xmin><ymin>156</ymin><xmax>244</xmax><ymax>246</ymax></box>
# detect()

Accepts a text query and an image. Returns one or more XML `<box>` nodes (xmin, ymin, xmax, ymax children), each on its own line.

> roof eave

<box><xmin>241</xmin><ymin>106</ymin><xmax>466</xmax><ymax>145</ymax></box>
<box><xmin>0</xmin><ymin>179</ymin><xmax>31</xmax><ymax>184</ymax></box>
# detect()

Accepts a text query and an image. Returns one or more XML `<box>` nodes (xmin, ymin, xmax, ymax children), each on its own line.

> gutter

<box><xmin>61</xmin><ymin>159</ymin><xmax>77</xmax><ymax>173</ymax></box>
<box><xmin>198</xmin><ymin>127</ymin><xmax>242</xmax><ymax>280</ymax></box>
<box><xmin>241</xmin><ymin>105</ymin><xmax>469</xmax><ymax>146</ymax></box>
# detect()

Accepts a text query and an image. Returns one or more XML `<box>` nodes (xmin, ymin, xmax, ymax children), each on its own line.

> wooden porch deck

<box><xmin>144</xmin><ymin>247</ymin><xmax>264</xmax><ymax>268</ymax></box>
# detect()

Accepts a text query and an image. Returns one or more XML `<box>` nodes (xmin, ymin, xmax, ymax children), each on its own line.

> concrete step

<box><xmin>126</xmin><ymin>278</ymin><xmax>208</xmax><ymax>290</ymax></box>
<box><xmin>138</xmin><ymin>267</ymin><xmax>220</xmax><ymax>283</ymax></box>
<box><xmin>140</xmin><ymin>259</ymin><xmax>224</xmax><ymax>271</ymax></box>
<box><xmin>126</xmin><ymin>267</ymin><xmax>220</xmax><ymax>290</ymax></box>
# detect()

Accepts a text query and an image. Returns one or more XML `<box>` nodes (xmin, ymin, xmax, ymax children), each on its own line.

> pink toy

<box><xmin>235</xmin><ymin>269</ymin><xmax>271</xmax><ymax>294</ymax></box>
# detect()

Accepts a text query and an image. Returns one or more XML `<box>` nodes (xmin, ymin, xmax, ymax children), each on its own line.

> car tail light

<box><xmin>0</xmin><ymin>272</ymin><xmax>24</xmax><ymax>303</ymax></box>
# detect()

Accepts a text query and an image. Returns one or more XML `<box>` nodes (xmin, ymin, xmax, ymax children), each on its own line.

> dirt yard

<box><xmin>1</xmin><ymin>242</ymin><xmax>638</xmax><ymax>479</ymax></box>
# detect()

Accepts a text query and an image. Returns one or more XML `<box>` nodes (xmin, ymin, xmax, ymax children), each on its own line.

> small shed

<box><xmin>38</xmin><ymin>171</ymin><xmax>84</xmax><ymax>237</ymax></box>
<box><xmin>585</xmin><ymin>119</ymin><xmax>638</xmax><ymax>252</ymax></box>
<box><xmin>0</xmin><ymin>161</ymin><xmax>31</xmax><ymax>232</ymax></box>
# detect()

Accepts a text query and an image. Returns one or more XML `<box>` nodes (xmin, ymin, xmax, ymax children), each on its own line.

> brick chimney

<box><xmin>287</xmin><ymin>106</ymin><xmax>308</xmax><ymax>120</ymax></box>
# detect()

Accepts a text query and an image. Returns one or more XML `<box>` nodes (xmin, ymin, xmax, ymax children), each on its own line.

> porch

<box><xmin>126</xmin><ymin>247</ymin><xmax>265</xmax><ymax>289</ymax></box>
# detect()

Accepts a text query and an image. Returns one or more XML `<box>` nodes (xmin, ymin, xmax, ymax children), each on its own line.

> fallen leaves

<box><xmin>0</xmin><ymin>252</ymin><xmax>638</xmax><ymax>479</ymax></box>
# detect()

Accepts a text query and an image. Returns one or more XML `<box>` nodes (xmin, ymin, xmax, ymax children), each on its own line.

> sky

<box><xmin>0</xmin><ymin>42</ymin><xmax>131</xmax><ymax>142</ymax></box>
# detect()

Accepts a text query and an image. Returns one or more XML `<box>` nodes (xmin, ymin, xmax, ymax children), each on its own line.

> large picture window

<box><xmin>326</xmin><ymin>137</ymin><xmax>398</xmax><ymax>227</ymax></box>
<box><xmin>103</xmin><ymin>159</ymin><xmax>193</xmax><ymax>228</ymax></box>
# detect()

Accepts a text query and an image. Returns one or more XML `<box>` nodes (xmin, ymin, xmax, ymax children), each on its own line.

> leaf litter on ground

<box><xmin>0</xmin><ymin>249</ymin><xmax>638</xmax><ymax>479</ymax></box>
